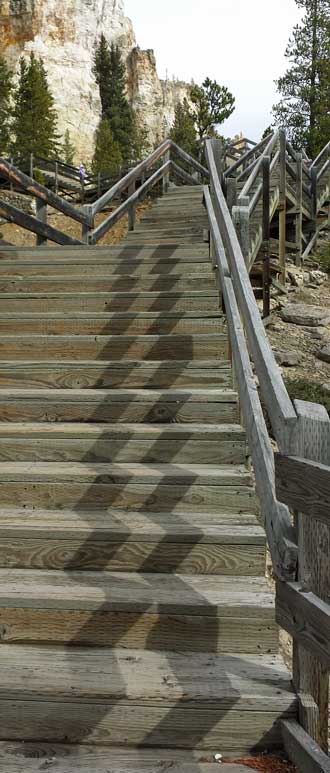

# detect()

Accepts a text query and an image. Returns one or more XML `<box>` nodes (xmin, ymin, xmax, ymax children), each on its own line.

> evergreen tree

<box><xmin>92</xmin><ymin>117</ymin><xmax>123</xmax><ymax>177</ymax></box>
<box><xmin>170</xmin><ymin>99</ymin><xmax>199</xmax><ymax>158</ymax></box>
<box><xmin>0</xmin><ymin>56</ymin><xmax>13</xmax><ymax>155</ymax></box>
<box><xmin>273</xmin><ymin>0</ymin><xmax>330</xmax><ymax>156</ymax></box>
<box><xmin>190</xmin><ymin>78</ymin><xmax>235</xmax><ymax>143</ymax></box>
<box><xmin>11</xmin><ymin>54</ymin><xmax>59</xmax><ymax>162</ymax></box>
<box><xmin>93</xmin><ymin>36</ymin><xmax>134</xmax><ymax>162</ymax></box>
<box><xmin>131</xmin><ymin>118</ymin><xmax>151</xmax><ymax>161</ymax></box>
<box><xmin>62</xmin><ymin>129</ymin><xmax>76</xmax><ymax>165</ymax></box>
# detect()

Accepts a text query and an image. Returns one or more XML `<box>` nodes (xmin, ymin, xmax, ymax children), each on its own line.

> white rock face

<box><xmin>0</xmin><ymin>0</ymin><xmax>190</xmax><ymax>160</ymax></box>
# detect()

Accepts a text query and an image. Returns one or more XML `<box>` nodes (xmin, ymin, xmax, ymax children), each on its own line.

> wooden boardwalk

<box><xmin>0</xmin><ymin>184</ymin><xmax>296</xmax><ymax>768</ymax></box>
<box><xmin>0</xmin><ymin>134</ymin><xmax>330</xmax><ymax>771</ymax></box>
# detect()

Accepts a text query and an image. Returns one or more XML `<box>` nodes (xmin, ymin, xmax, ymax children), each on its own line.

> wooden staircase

<box><xmin>0</xmin><ymin>185</ymin><xmax>295</xmax><ymax>769</ymax></box>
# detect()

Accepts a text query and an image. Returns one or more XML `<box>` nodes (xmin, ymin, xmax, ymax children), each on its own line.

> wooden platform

<box><xmin>0</xmin><ymin>184</ymin><xmax>296</xmax><ymax>764</ymax></box>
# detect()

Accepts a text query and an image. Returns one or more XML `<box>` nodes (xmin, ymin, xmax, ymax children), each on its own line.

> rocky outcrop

<box><xmin>0</xmin><ymin>0</ymin><xmax>191</xmax><ymax>160</ymax></box>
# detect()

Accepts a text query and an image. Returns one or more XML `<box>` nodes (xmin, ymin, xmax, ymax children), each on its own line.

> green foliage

<box><xmin>273</xmin><ymin>0</ymin><xmax>330</xmax><ymax>156</ymax></box>
<box><xmin>0</xmin><ymin>56</ymin><xmax>13</xmax><ymax>154</ymax></box>
<box><xmin>11</xmin><ymin>54</ymin><xmax>59</xmax><ymax>162</ymax></box>
<box><xmin>262</xmin><ymin>125</ymin><xmax>273</xmax><ymax>140</ymax></box>
<box><xmin>62</xmin><ymin>129</ymin><xmax>76</xmax><ymax>166</ymax></box>
<box><xmin>170</xmin><ymin>99</ymin><xmax>199</xmax><ymax>158</ymax></box>
<box><xmin>92</xmin><ymin>117</ymin><xmax>123</xmax><ymax>177</ymax></box>
<box><xmin>286</xmin><ymin>378</ymin><xmax>330</xmax><ymax>414</ymax></box>
<box><xmin>131</xmin><ymin>119</ymin><xmax>151</xmax><ymax>161</ymax></box>
<box><xmin>190</xmin><ymin>78</ymin><xmax>235</xmax><ymax>142</ymax></box>
<box><xmin>93</xmin><ymin>36</ymin><xmax>134</xmax><ymax>162</ymax></box>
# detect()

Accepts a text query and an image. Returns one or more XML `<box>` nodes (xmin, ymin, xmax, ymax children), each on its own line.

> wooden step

<box><xmin>0</xmin><ymin>507</ymin><xmax>264</xmax><ymax>575</ymax></box>
<box><xmin>0</xmin><ymin>461</ymin><xmax>254</xmax><ymax>512</ymax></box>
<box><xmin>0</xmin><ymin>571</ymin><xmax>274</xmax><ymax>651</ymax></box>
<box><xmin>0</xmin><ymin>258</ymin><xmax>212</xmax><ymax>277</ymax></box>
<box><xmin>124</xmin><ymin>236</ymin><xmax>207</xmax><ymax>245</ymax></box>
<box><xmin>0</xmin><ymin>333</ymin><xmax>227</xmax><ymax>361</ymax></box>
<box><xmin>0</xmin><ymin>275</ymin><xmax>215</xmax><ymax>293</ymax></box>
<box><xmin>0</xmin><ymin>387</ymin><xmax>239</xmax><ymax>424</ymax></box>
<box><xmin>0</xmin><ymin>645</ymin><xmax>295</xmax><ymax>750</ymax></box>
<box><xmin>0</xmin><ymin>244</ymin><xmax>210</xmax><ymax>259</ymax></box>
<box><xmin>0</xmin><ymin>743</ymin><xmax>259</xmax><ymax>773</ymax></box>
<box><xmin>0</xmin><ymin>312</ymin><xmax>223</xmax><ymax>336</ymax></box>
<box><xmin>0</xmin><ymin>360</ymin><xmax>231</xmax><ymax>389</ymax></box>
<box><xmin>0</xmin><ymin>422</ymin><xmax>247</xmax><ymax>463</ymax></box>
<box><xmin>0</xmin><ymin>291</ymin><xmax>219</xmax><ymax>313</ymax></box>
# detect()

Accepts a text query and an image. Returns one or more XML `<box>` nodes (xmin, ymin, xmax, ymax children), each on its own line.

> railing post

<box><xmin>232</xmin><ymin>196</ymin><xmax>250</xmax><ymax>266</ymax></box>
<box><xmin>279</xmin><ymin>128</ymin><xmax>287</xmax><ymax>285</ymax></box>
<box><xmin>163</xmin><ymin>149</ymin><xmax>170</xmax><ymax>194</ymax></box>
<box><xmin>311</xmin><ymin>166</ymin><xmax>318</xmax><ymax>235</ymax></box>
<box><xmin>262</xmin><ymin>156</ymin><xmax>271</xmax><ymax>319</ymax></box>
<box><xmin>128</xmin><ymin>181</ymin><xmax>136</xmax><ymax>231</ymax></box>
<box><xmin>35</xmin><ymin>198</ymin><xmax>48</xmax><ymax>246</ymax></box>
<box><xmin>97</xmin><ymin>173</ymin><xmax>101</xmax><ymax>199</ymax></box>
<box><xmin>289</xmin><ymin>400</ymin><xmax>330</xmax><ymax>751</ymax></box>
<box><xmin>226</xmin><ymin>177</ymin><xmax>237</xmax><ymax>214</ymax></box>
<box><xmin>55</xmin><ymin>161</ymin><xmax>59</xmax><ymax>195</ymax></box>
<box><xmin>295</xmin><ymin>153</ymin><xmax>303</xmax><ymax>267</ymax></box>
<box><xmin>9</xmin><ymin>158</ymin><xmax>14</xmax><ymax>192</ymax></box>
<box><xmin>81</xmin><ymin>204</ymin><xmax>94</xmax><ymax>244</ymax></box>
<box><xmin>30</xmin><ymin>153</ymin><xmax>34</xmax><ymax>179</ymax></box>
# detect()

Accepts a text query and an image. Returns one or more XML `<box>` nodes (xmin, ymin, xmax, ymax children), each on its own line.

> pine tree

<box><xmin>0</xmin><ymin>56</ymin><xmax>13</xmax><ymax>155</ymax></box>
<box><xmin>92</xmin><ymin>117</ymin><xmax>123</xmax><ymax>177</ymax></box>
<box><xmin>273</xmin><ymin>0</ymin><xmax>330</xmax><ymax>156</ymax></box>
<box><xmin>11</xmin><ymin>54</ymin><xmax>59</xmax><ymax>163</ymax></box>
<box><xmin>93</xmin><ymin>37</ymin><xmax>134</xmax><ymax>162</ymax></box>
<box><xmin>190</xmin><ymin>78</ymin><xmax>235</xmax><ymax>143</ymax></box>
<box><xmin>170</xmin><ymin>99</ymin><xmax>199</xmax><ymax>158</ymax></box>
<box><xmin>62</xmin><ymin>129</ymin><xmax>76</xmax><ymax>166</ymax></box>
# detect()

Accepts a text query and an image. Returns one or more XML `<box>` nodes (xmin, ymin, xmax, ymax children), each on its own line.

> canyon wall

<box><xmin>0</xmin><ymin>0</ymin><xmax>191</xmax><ymax>160</ymax></box>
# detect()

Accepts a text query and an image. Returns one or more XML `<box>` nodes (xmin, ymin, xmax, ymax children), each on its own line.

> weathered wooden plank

<box><xmin>0</xmin><ymin>539</ymin><xmax>264</xmax><ymax>575</ymax></box>
<box><xmin>0</xmin><ymin>291</ymin><xmax>220</xmax><ymax>313</ymax></box>
<box><xmin>0</xmin><ymin>743</ymin><xmax>257</xmax><ymax>773</ymax></box>
<box><xmin>0</xmin><ymin>199</ymin><xmax>83</xmax><ymax>246</ymax></box>
<box><xmin>0</xmin><ymin>361</ymin><xmax>231</xmax><ymax>390</ymax></box>
<box><xmin>275</xmin><ymin>454</ymin><xmax>330</xmax><ymax>526</ymax></box>
<box><xmin>282</xmin><ymin>719</ymin><xmax>330</xmax><ymax>773</ymax></box>
<box><xmin>0</xmin><ymin>314</ymin><xmax>222</xmax><ymax>336</ymax></box>
<box><xmin>276</xmin><ymin>580</ymin><xmax>330</xmax><ymax>669</ymax></box>
<box><xmin>0</xmin><ymin>275</ymin><xmax>215</xmax><ymax>292</ymax></box>
<box><xmin>0</xmin><ymin>333</ymin><xmax>227</xmax><ymax>361</ymax></box>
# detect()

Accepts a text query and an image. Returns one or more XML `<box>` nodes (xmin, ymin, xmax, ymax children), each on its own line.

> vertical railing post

<box><xmin>278</xmin><ymin>128</ymin><xmax>287</xmax><ymax>285</ymax></box>
<box><xmin>295</xmin><ymin>152</ymin><xmax>303</xmax><ymax>267</ymax></box>
<box><xmin>35</xmin><ymin>198</ymin><xmax>48</xmax><ymax>246</ymax></box>
<box><xmin>226</xmin><ymin>177</ymin><xmax>237</xmax><ymax>214</ymax></box>
<box><xmin>232</xmin><ymin>196</ymin><xmax>250</xmax><ymax>266</ymax></box>
<box><xmin>289</xmin><ymin>400</ymin><xmax>330</xmax><ymax>751</ymax></box>
<box><xmin>81</xmin><ymin>205</ymin><xmax>94</xmax><ymax>244</ymax></box>
<box><xmin>128</xmin><ymin>181</ymin><xmax>136</xmax><ymax>231</ymax></box>
<box><xmin>55</xmin><ymin>161</ymin><xmax>59</xmax><ymax>195</ymax></box>
<box><xmin>30</xmin><ymin>153</ymin><xmax>34</xmax><ymax>179</ymax></box>
<box><xmin>311</xmin><ymin>166</ymin><xmax>318</xmax><ymax>236</ymax></box>
<box><xmin>97</xmin><ymin>173</ymin><xmax>101</xmax><ymax>199</ymax></box>
<box><xmin>9</xmin><ymin>158</ymin><xmax>14</xmax><ymax>192</ymax></box>
<box><xmin>262</xmin><ymin>156</ymin><xmax>271</xmax><ymax>319</ymax></box>
<box><xmin>163</xmin><ymin>149</ymin><xmax>170</xmax><ymax>195</ymax></box>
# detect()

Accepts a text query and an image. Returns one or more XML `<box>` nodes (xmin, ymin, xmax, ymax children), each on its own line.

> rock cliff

<box><xmin>0</xmin><ymin>0</ymin><xmax>191</xmax><ymax>160</ymax></box>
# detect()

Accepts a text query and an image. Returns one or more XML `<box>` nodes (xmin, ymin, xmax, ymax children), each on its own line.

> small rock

<box><xmin>274</xmin><ymin>349</ymin><xmax>302</xmax><ymax>367</ymax></box>
<box><xmin>317</xmin><ymin>345</ymin><xmax>330</xmax><ymax>364</ymax></box>
<box><xmin>281</xmin><ymin>303</ymin><xmax>330</xmax><ymax>327</ymax></box>
<box><xmin>287</xmin><ymin>267</ymin><xmax>304</xmax><ymax>287</ymax></box>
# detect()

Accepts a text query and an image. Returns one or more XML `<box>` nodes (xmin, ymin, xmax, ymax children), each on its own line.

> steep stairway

<box><xmin>0</xmin><ymin>184</ymin><xmax>295</xmax><ymax>768</ymax></box>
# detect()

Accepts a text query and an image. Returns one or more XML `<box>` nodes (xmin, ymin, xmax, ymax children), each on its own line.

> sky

<box><xmin>124</xmin><ymin>0</ymin><xmax>303</xmax><ymax>141</ymax></box>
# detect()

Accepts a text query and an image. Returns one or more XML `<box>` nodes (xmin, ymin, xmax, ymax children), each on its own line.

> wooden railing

<box><xmin>220</xmin><ymin>131</ymin><xmax>330</xmax><ymax>312</ymax></box>
<box><xmin>0</xmin><ymin>140</ymin><xmax>209</xmax><ymax>246</ymax></box>
<box><xmin>205</xmin><ymin>137</ymin><xmax>330</xmax><ymax>771</ymax></box>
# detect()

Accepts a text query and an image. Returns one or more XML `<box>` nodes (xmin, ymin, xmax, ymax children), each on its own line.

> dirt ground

<box><xmin>0</xmin><ymin>200</ymin><xmax>151</xmax><ymax>247</ymax></box>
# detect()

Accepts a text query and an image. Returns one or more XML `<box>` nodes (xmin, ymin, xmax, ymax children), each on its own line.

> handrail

<box><xmin>205</xmin><ymin>140</ymin><xmax>296</xmax><ymax>441</ymax></box>
<box><xmin>0</xmin><ymin>157</ymin><xmax>91</xmax><ymax>226</ymax></box>
<box><xmin>224</xmin><ymin>133</ymin><xmax>273</xmax><ymax>178</ymax></box>
<box><xmin>249</xmin><ymin>149</ymin><xmax>280</xmax><ymax>217</ymax></box>
<box><xmin>91</xmin><ymin>139</ymin><xmax>209</xmax><ymax>218</ymax></box>
<box><xmin>311</xmin><ymin>141</ymin><xmax>330</xmax><ymax>169</ymax></box>
<box><xmin>90</xmin><ymin>160</ymin><xmax>171</xmax><ymax>244</ymax></box>
<box><xmin>91</xmin><ymin>139</ymin><xmax>172</xmax><ymax>217</ymax></box>
<box><xmin>238</xmin><ymin>130</ymin><xmax>279</xmax><ymax>202</ymax></box>
<box><xmin>317</xmin><ymin>157</ymin><xmax>329</xmax><ymax>183</ymax></box>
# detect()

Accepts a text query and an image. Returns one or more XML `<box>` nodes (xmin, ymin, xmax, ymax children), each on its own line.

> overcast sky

<box><xmin>124</xmin><ymin>0</ymin><xmax>302</xmax><ymax>140</ymax></box>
